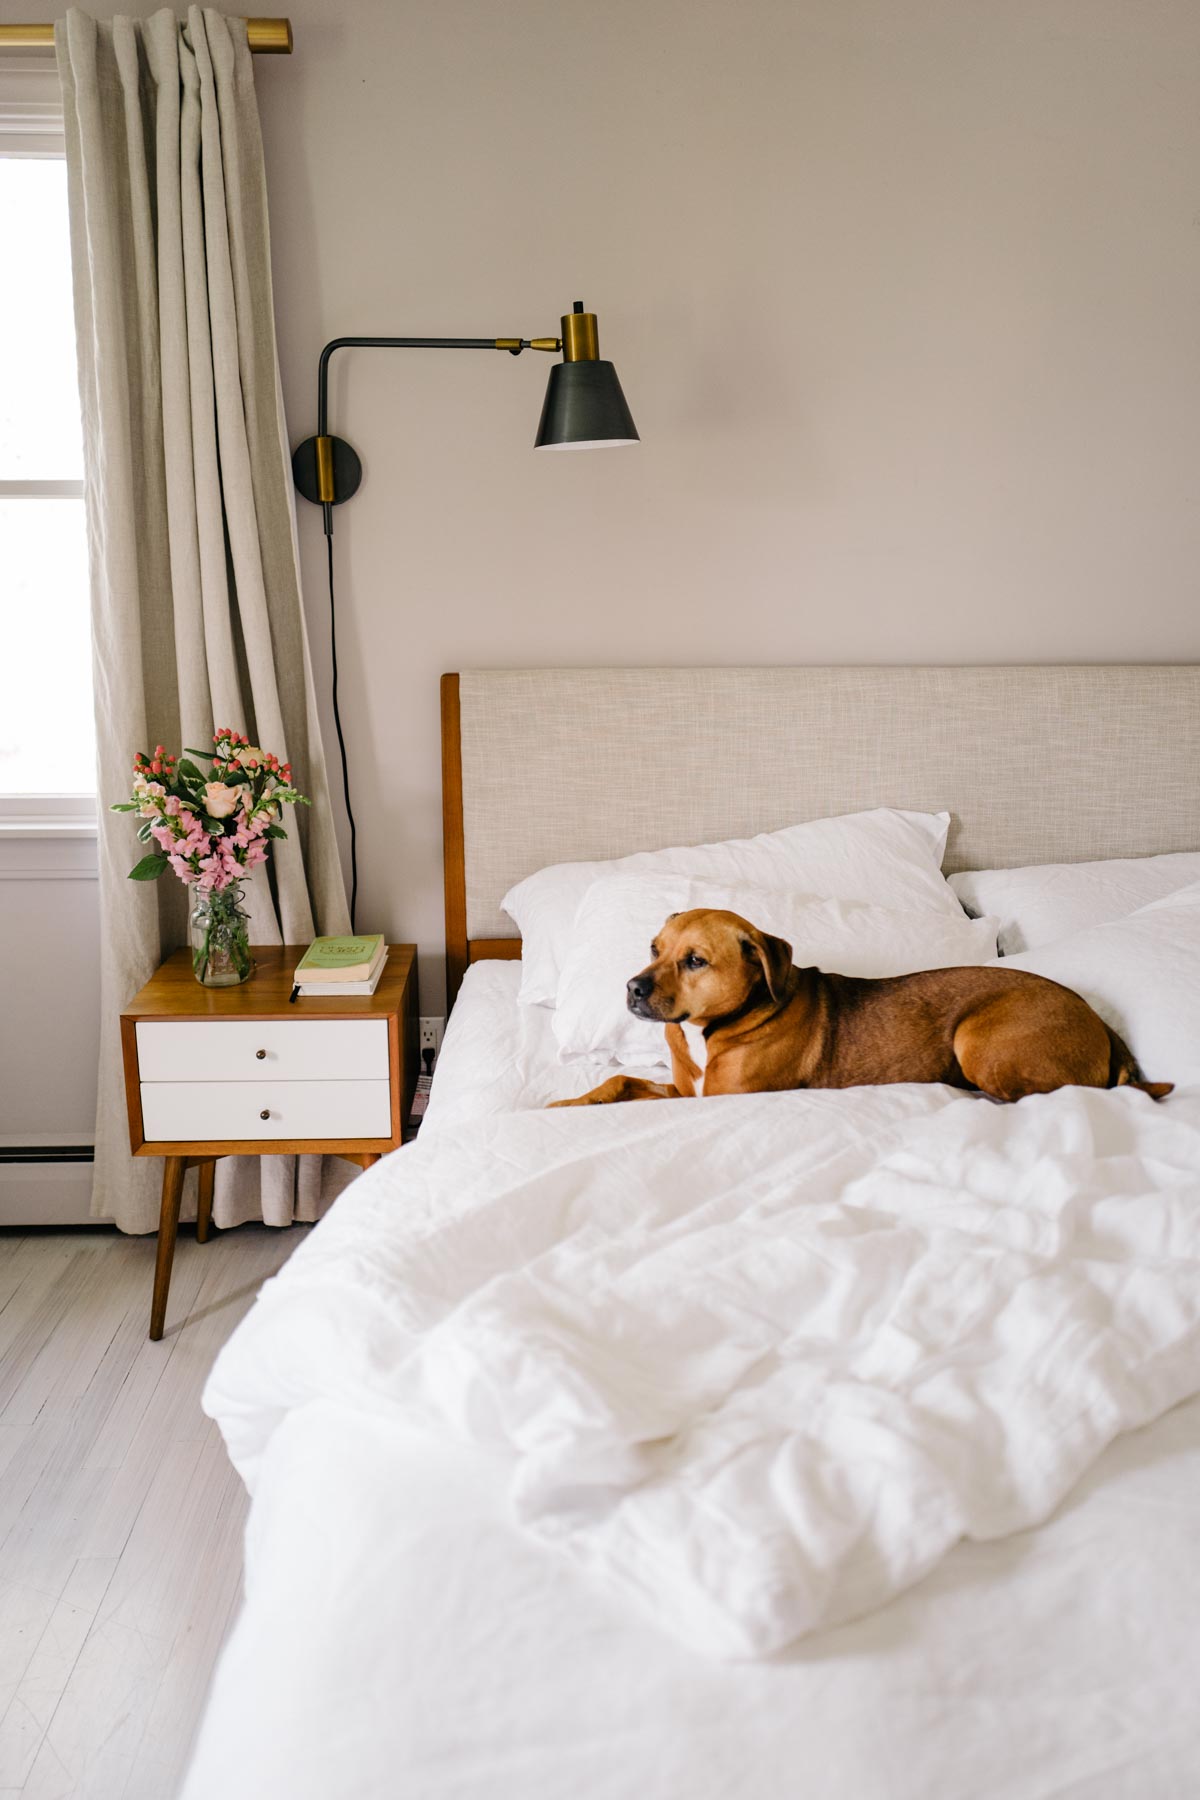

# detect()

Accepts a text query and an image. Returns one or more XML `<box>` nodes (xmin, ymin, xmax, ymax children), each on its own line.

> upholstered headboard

<box><xmin>441</xmin><ymin>666</ymin><xmax>1200</xmax><ymax>1002</ymax></box>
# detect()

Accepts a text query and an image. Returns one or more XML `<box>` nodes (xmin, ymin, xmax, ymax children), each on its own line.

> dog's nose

<box><xmin>627</xmin><ymin>974</ymin><xmax>655</xmax><ymax>1002</ymax></box>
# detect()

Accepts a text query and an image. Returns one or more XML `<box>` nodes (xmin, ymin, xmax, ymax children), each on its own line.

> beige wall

<box><xmin>16</xmin><ymin>1</ymin><xmax>1200</xmax><ymax>1009</ymax></box>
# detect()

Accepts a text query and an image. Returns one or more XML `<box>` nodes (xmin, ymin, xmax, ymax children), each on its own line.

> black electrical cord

<box><xmin>325</xmin><ymin>530</ymin><xmax>358</xmax><ymax>931</ymax></box>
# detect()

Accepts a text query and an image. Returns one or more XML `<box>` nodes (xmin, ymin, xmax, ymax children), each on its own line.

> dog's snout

<box><xmin>627</xmin><ymin>973</ymin><xmax>655</xmax><ymax>1001</ymax></box>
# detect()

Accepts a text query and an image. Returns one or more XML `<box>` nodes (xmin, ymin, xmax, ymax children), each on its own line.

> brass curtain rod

<box><xmin>0</xmin><ymin>17</ymin><xmax>293</xmax><ymax>53</ymax></box>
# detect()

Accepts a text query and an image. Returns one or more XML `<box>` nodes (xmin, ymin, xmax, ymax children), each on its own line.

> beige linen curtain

<box><xmin>58</xmin><ymin>6</ymin><xmax>354</xmax><ymax>1232</ymax></box>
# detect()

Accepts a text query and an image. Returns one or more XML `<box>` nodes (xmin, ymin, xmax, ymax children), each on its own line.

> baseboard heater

<box><xmin>0</xmin><ymin>1144</ymin><xmax>95</xmax><ymax>1165</ymax></box>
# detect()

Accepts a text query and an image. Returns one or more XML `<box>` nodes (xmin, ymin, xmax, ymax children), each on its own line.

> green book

<box><xmin>293</xmin><ymin>934</ymin><xmax>385</xmax><ymax>983</ymax></box>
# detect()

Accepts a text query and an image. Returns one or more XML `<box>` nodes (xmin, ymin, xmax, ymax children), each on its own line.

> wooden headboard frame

<box><xmin>442</xmin><ymin>673</ymin><xmax>521</xmax><ymax>1004</ymax></box>
<box><xmin>441</xmin><ymin>665</ymin><xmax>1200</xmax><ymax>1009</ymax></box>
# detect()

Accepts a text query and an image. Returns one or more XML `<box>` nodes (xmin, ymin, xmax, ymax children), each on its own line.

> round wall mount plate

<box><xmin>291</xmin><ymin>436</ymin><xmax>363</xmax><ymax>506</ymax></box>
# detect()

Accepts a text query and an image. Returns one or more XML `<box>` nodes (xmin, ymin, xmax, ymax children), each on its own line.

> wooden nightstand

<box><xmin>120</xmin><ymin>944</ymin><xmax>418</xmax><ymax>1340</ymax></box>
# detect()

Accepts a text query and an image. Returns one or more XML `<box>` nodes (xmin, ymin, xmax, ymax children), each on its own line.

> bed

<box><xmin>182</xmin><ymin>667</ymin><xmax>1200</xmax><ymax>1799</ymax></box>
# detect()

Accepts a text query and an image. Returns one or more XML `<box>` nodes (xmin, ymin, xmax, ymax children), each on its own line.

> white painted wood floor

<box><xmin>0</xmin><ymin>1224</ymin><xmax>307</xmax><ymax>1799</ymax></box>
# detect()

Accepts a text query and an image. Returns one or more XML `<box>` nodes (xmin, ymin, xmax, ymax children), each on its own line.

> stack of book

<box><xmin>292</xmin><ymin>934</ymin><xmax>388</xmax><ymax>998</ymax></box>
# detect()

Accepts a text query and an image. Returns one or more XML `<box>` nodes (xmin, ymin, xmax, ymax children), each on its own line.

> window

<box><xmin>0</xmin><ymin>70</ymin><xmax>95</xmax><ymax>819</ymax></box>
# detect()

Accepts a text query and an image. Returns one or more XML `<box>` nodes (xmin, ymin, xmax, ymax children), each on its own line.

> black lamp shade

<box><xmin>535</xmin><ymin>359</ymin><xmax>639</xmax><ymax>451</ymax></box>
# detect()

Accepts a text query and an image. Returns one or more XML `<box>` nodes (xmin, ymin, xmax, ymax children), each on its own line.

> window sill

<box><xmin>0</xmin><ymin>805</ymin><xmax>99</xmax><ymax>879</ymax></box>
<box><xmin>0</xmin><ymin>816</ymin><xmax>98</xmax><ymax>839</ymax></box>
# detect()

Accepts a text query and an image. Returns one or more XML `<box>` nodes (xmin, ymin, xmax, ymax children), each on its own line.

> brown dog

<box><xmin>550</xmin><ymin>908</ymin><xmax>1173</xmax><ymax>1108</ymax></box>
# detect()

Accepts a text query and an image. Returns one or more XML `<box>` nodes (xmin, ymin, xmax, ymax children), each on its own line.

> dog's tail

<box><xmin>1108</xmin><ymin>1026</ymin><xmax>1173</xmax><ymax>1100</ymax></box>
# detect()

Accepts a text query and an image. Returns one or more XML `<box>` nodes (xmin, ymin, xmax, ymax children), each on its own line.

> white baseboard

<box><xmin>0</xmin><ymin>1160</ymin><xmax>98</xmax><ymax>1226</ymax></box>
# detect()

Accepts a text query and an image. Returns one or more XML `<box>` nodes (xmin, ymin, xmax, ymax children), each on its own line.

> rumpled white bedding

<box><xmin>182</xmin><ymin>1392</ymin><xmax>1200</xmax><ymax>1800</ymax></box>
<box><xmin>205</xmin><ymin>1043</ymin><xmax>1200</xmax><ymax>1659</ymax></box>
<box><xmin>422</xmin><ymin>956</ymin><xmax>673</xmax><ymax>1123</ymax></box>
<box><xmin>188</xmin><ymin>964</ymin><xmax>1200</xmax><ymax>1799</ymax></box>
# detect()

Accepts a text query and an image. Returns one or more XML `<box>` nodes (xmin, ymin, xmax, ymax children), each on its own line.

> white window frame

<box><xmin>0</xmin><ymin>60</ymin><xmax>95</xmax><ymax>837</ymax></box>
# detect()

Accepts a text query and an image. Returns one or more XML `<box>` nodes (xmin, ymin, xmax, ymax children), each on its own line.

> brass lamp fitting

<box><xmin>314</xmin><ymin>435</ymin><xmax>336</xmax><ymax>503</ymax></box>
<box><xmin>494</xmin><ymin>337</ymin><xmax>563</xmax><ymax>353</ymax></box>
<box><xmin>561</xmin><ymin>302</ymin><xmax>599</xmax><ymax>362</ymax></box>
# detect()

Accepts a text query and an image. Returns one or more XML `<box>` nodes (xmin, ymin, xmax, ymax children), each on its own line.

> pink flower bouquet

<box><xmin>112</xmin><ymin>730</ymin><xmax>310</xmax><ymax>984</ymax></box>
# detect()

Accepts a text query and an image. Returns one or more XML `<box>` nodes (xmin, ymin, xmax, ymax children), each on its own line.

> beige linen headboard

<box><xmin>441</xmin><ymin>666</ymin><xmax>1200</xmax><ymax>1003</ymax></box>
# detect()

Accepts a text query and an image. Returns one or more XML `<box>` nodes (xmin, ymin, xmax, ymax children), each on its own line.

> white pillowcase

<box><xmin>504</xmin><ymin>808</ymin><xmax>961</xmax><ymax>1007</ymax></box>
<box><xmin>950</xmin><ymin>851</ymin><xmax>1200</xmax><ymax>956</ymax></box>
<box><xmin>553</xmin><ymin>874</ymin><xmax>999</xmax><ymax>1068</ymax></box>
<box><xmin>1003</xmin><ymin>881</ymin><xmax>1200</xmax><ymax>1087</ymax></box>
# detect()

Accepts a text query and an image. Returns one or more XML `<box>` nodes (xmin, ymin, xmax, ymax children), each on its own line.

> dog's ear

<box><xmin>740</xmin><ymin>927</ymin><xmax>792</xmax><ymax>1001</ymax></box>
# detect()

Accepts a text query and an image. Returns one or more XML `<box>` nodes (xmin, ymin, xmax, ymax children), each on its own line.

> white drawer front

<box><xmin>140</xmin><ymin>1079</ymin><xmax>392</xmax><ymax>1143</ymax></box>
<box><xmin>136</xmin><ymin>1018</ymin><xmax>388</xmax><ymax>1084</ymax></box>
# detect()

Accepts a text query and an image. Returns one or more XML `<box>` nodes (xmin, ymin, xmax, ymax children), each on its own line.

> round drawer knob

<box><xmin>259</xmin><ymin>1109</ymin><xmax>270</xmax><ymax>1121</ymax></box>
<box><xmin>255</xmin><ymin>1049</ymin><xmax>267</xmax><ymax>1060</ymax></box>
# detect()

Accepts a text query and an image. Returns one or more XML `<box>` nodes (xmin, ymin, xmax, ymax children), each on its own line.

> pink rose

<box><xmin>203</xmin><ymin>781</ymin><xmax>241</xmax><ymax>819</ymax></box>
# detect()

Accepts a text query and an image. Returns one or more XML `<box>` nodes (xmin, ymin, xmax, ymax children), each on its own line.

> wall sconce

<box><xmin>293</xmin><ymin>300</ymin><xmax>638</xmax><ymax>536</ymax></box>
<box><xmin>291</xmin><ymin>300</ymin><xmax>638</xmax><ymax>928</ymax></box>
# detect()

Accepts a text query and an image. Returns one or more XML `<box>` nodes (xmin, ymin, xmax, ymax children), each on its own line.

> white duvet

<box><xmin>205</xmin><ymin>1075</ymin><xmax>1200</xmax><ymax>1660</ymax></box>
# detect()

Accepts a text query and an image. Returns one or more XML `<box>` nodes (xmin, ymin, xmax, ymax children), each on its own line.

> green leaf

<box><xmin>110</xmin><ymin>801</ymin><xmax>141</xmax><ymax>812</ymax></box>
<box><xmin>183</xmin><ymin>747</ymin><xmax>218</xmax><ymax>761</ymax></box>
<box><xmin>203</xmin><ymin>816</ymin><xmax>227</xmax><ymax>834</ymax></box>
<box><xmin>263</xmin><ymin>824</ymin><xmax>288</xmax><ymax>839</ymax></box>
<box><xmin>128</xmin><ymin>852</ymin><xmax>169</xmax><ymax>881</ymax></box>
<box><xmin>136</xmin><ymin>822</ymin><xmax>153</xmax><ymax>842</ymax></box>
<box><xmin>176</xmin><ymin>758</ymin><xmax>206</xmax><ymax>786</ymax></box>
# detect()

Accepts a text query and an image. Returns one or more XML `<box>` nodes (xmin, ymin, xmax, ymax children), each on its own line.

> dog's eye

<box><xmin>683</xmin><ymin>951</ymin><xmax>707</xmax><ymax>970</ymax></box>
<box><xmin>650</xmin><ymin>943</ymin><xmax>659</xmax><ymax>958</ymax></box>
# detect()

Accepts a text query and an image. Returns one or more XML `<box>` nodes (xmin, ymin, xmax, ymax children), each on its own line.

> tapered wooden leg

<box><xmin>339</xmin><ymin>1152</ymin><xmax>381</xmax><ymax>1172</ymax></box>
<box><xmin>150</xmin><ymin>1157</ymin><xmax>185</xmax><ymax>1342</ymax></box>
<box><xmin>195</xmin><ymin>1159</ymin><xmax>216</xmax><ymax>1244</ymax></box>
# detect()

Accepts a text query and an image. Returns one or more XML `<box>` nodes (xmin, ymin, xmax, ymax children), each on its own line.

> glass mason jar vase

<box><xmin>190</xmin><ymin>883</ymin><xmax>255</xmax><ymax>987</ymax></box>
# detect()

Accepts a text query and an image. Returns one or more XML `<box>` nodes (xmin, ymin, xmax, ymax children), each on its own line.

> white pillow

<box><xmin>553</xmin><ymin>873</ymin><xmax>999</xmax><ymax>1068</ymax></box>
<box><xmin>950</xmin><ymin>852</ymin><xmax>1200</xmax><ymax>956</ymax></box>
<box><xmin>1003</xmin><ymin>881</ymin><xmax>1200</xmax><ymax>1086</ymax></box>
<box><xmin>504</xmin><ymin>808</ymin><xmax>961</xmax><ymax>1007</ymax></box>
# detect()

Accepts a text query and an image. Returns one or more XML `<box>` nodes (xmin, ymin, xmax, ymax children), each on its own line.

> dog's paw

<box><xmin>547</xmin><ymin>1095</ymin><xmax>589</xmax><ymax>1108</ymax></box>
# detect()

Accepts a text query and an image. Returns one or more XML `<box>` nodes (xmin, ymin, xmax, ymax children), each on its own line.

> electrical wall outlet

<box><xmin>419</xmin><ymin>1017</ymin><xmax>445</xmax><ymax>1060</ymax></box>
